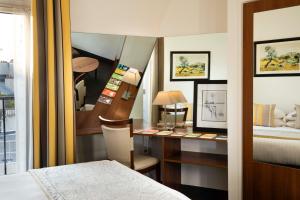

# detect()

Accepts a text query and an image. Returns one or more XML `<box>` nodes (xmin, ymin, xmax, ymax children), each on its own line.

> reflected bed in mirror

<box><xmin>253</xmin><ymin>5</ymin><xmax>300</xmax><ymax>168</ymax></box>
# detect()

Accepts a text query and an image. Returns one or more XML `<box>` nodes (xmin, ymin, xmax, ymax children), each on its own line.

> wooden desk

<box><xmin>77</xmin><ymin>118</ymin><xmax>227</xmax><ymax>190</ymax></box>
<box><xmin>76</xmin><ymin>82</ymin><xmax>138</xmax><ymax>135</ymax></box>
<box><xmin>115</xmin><ymin>119</ymin><xmax>228</xmax><ymax>189</ymax></box>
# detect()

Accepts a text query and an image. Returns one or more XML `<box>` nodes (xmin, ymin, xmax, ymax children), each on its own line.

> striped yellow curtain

<box><xmin>32</xmin><ymin>0</ymin><xmax>75</xmax><ymax>168</ymax></box>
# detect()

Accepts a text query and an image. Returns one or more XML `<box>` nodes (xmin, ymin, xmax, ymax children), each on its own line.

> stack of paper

<box><xmin>141</xmin><ymin>129</ymin><xmax>159</xmax><ymax>135</ymax></box>
<box><xmin>200</xmin><ymin>134</ymin><xmax>217</xmax><ymax>139</ymax></box>
<box><xmin>170</xmin><ymin>132</ymin><xmax>186</xmax><ymax>137</ymax></box>
<box><xmin>184</xmin><ymin>133</ymin><xmax>202</xmax><ymax>138</ymax></box>
<box><xmin>156</xmin><ymin>131</ymin><xmax>173</xmax><ymax>136</ymax></box>
<box><xmin>215</xmin><ymin>135</ymin><xmax>227</xmax><ymax>140</ymax></box>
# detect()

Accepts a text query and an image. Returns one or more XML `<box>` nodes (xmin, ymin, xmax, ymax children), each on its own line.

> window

<box><xmin>0</xmin><ymin>11</ymin><xmax>31</xmax><ymax>175</ymax></box>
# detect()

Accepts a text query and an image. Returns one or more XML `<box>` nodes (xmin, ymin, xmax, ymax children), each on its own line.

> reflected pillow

<box><xmin>285</xmin><ymin>111</ymin><xmax>297</xmax><ymax>121</ymax></box>
<box><xmin>286</xmin><ymin>121</ymin><xmax>296</xmax><ymax>128</ymax></box>
<box><xmin>253</xmin><ymin>104</ymin><xmax>276</xmax><ymax>127</ymax></box>
<box><xmin>296</xmin><ymin>105</ymin><xmax>300</xmax><ymax>129</ymax></box>
<box><xmin>274</xmin><ymin>108</ymin><xmax>286</xmax><ymax>119</ymax></box>
<box><xmin>273</xmin><ymin>119</ymin><xmax>286</xmax><ymax>127</ymax></box>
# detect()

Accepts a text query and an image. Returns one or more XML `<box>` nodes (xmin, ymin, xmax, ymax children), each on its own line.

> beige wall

<box><xmin>227</xmin><ymin>0</ymin><xmax>255</xmax><ymax>199</ymax></box>
<box><xmin>70</xmin><ymin>0</ymin><xmax>227</xmax><ymax>37</ymax></box>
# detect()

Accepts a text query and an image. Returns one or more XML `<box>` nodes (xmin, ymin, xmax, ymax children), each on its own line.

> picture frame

<box><xmin>254</xmin><ymin>37</ymin><xmax>300</xmax><ymax>77</ymax></box>
<box><xmin>170</xmin><ymin>51</ymin><xmax>210</xmax><ymax>81</ymax></box>
<box><xmin>193</xmin><ymin>80</ymin><xmax>227</xmax><ymax>133</ymax></box>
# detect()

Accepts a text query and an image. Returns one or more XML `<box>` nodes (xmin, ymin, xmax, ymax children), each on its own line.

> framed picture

<box><xmin>193</xmin><ymin>80</ymin><xmax>227</xmax><ymax>133</ymax></box>
<box><xmin>254</xmin><ymin>37</ymin><xmax>300</xmax><ymax>77</ymax></box>
<box><xmin>170</xmin><ymin>51</ymin><xmax>210</xmax><ymax>81</ymax></box>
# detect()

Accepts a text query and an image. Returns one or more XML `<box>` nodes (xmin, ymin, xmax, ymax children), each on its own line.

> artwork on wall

<box><xmin>254</xmin><ymin>37</ymin><xmax>300</xmax><ymax>77</ymax></box>
<box><xmin>193</xmin><ymin>80</ymin><xmax>227</xmax><ymax>133</ymax></box>
<box><xmin>170</xmin><ymin>51</ymin><xmax>210</xmax><ymax>81</ymax></box>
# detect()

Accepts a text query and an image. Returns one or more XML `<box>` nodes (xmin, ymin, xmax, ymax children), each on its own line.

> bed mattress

<box><xmin>0</xmin><ymin>160</ymin><xmax>189</xmax><ymax>200</ymax></box>
<box><xmin>253</xmin><ymin>126</ymin><xmax>300</xmax><ymax>166</ymax></box>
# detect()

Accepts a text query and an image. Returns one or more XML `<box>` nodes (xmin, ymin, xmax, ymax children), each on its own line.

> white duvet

<box><xmin>0</xmin><ymin>160</ymin><xmax>190</xmax><ymax>200</ymax></box>
<box><xmin>253</xmin><ymin>126</ymin><xmax>300</xmax><ymax>166</ymax></box>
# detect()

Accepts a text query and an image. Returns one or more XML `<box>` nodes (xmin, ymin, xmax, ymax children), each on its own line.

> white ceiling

<box><xmin>0</xmin><ymin>0</ymin><xmax>31</xmax><ymax>7</ymax></box>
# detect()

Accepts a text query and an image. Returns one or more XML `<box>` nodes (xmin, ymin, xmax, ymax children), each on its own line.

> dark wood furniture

<box><xmin>76</xmin><ymin>81</ymin><xmax>138</xmax><ymax>136</ymax></box>
<box><xmin>99</xmin><ymin>116</ymin><xmax>161</xmax><ymax>181</ymax></box>
<box><xmin>72</xmin><ymin>57</ymin><xmax>99</xmax><ymax>81</ymax></box>
<box><xmin>131</xmin><ymin>120</ymin><xmax>227</xmax><ymax>190</ymax></box>
<box><xmin>243</xmin><ymin>1</ymin><xmax>300</xmax><ymax>199</ymax></box>
<box><xmin>72</xmin><ymin>57</ymin><xmax>99</xmax><ymax>73</ymax></box>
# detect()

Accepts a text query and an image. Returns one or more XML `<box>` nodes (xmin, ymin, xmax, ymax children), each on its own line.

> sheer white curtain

<box><xmin>0</xmin><ymin>5</ymin><xmax>33</xmax><ymax>173</ymax></box>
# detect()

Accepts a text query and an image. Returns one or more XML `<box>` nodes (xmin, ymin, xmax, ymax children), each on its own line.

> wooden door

<box><xmin>243</xmin><ymin>0</ymin><xmax>300</xmax><ymax>199</ymax></box>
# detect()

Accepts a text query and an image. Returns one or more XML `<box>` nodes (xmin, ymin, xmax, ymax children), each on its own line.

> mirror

<box><xmin>253</xmin><ymin>6</ymin><xmax>300</xmax><ymax>168</ymax></box>
<box><xmin>71</xmin><ymin>32</ymin><xmax>156</xmax><ymax>110</ymax></box>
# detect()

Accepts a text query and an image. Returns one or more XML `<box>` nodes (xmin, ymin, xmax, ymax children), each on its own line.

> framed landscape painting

<box><xmin>254</xmin><ymin>37</ymin><xmax>300</xmax><ymax>77</ymax></box>
<box><xmin>170</xmin><ymin>51</ymin><xmax>210</xmax><ymax>81</ymax></box>
<box><xmin>193</xmin><ymin>80</ymin><xmax>227</xmax><ymax>133</ymax></box>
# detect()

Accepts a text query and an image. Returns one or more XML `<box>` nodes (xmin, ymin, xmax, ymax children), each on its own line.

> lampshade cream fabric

<box><xmin>168</xmin><ymin>90</ymin><xmax>187</xmax><ymax>103</ymax></box>
<box><xmin>101</xmin><ymin>125</ymin><xmax>134</xmax><ymax>167</ymax></box>
<box><xmin>122</xmin><ymin>68</ymin><xmax>141</xmax><ymax>86</ymax></box>
<box><xmin>153</xmin><ymin>91</ymin><xmax>175</xmax><ymax>105</ymax></box>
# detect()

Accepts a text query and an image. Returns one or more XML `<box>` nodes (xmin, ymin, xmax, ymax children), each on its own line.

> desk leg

<box><xmin>162</xmin><ymin>137</ymin><xmax>181</xmax><ymax>190</ymax></box>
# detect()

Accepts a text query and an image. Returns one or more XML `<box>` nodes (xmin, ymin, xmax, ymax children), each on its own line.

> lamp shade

<box><xmin>153</xmin><ymin>91</ymin><xmax>175</xmax><ymax>105</ymax></box>
<box><xmin>168</xmin><ymin>90</ymin><xmax>187</xmax><ymax>103</ymax></box>
<box><xmin>122</xmin><ymin>68</ymin><xmax>141</xmax><ymax>86</ymax></box>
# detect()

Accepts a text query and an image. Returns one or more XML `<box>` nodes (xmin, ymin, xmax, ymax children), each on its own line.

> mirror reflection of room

<box><xmin>253</xmin><ymin>6</ymin><xmax>300</xmax><ymax>168</ymax></box>
<box><xmin>72</xmin><ymin>33</ymin><xmax>156</xmax><ymax>111</ymax></box>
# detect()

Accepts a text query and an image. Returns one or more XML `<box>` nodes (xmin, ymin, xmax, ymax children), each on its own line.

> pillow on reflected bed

<box><xmin>253</xmin><ymin>104</ymin><xmax>276</xmax><ymax>127</ymax></box>
<box><xmin>296</xmin><ymin>105</ymin><xmax>300</xmax><ymax>129</ymax></box>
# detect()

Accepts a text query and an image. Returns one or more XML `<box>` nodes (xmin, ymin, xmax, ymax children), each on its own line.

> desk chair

<box><xmin>158</xmin><ymin>107</ymin><xmax>188</xmax><ymax>126</ymax></box>
<box><xmin>99</xmin><ymin>116</ymin><xmax>161</xmax><ymax>181</ymax></box>
<box><xmin>75</xmin><ymin>80</ymin><xmax>95</xmax><ymax>111</ymax></box>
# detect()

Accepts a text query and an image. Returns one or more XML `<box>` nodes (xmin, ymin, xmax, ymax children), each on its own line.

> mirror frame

<box><xmin>243</xmin><ymin>0</ymin><xmax>300</xmax><ymax>199</ymax></box>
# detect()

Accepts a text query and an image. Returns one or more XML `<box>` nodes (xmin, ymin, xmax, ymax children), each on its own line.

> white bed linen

<box><xmin>0</xmin><ymin>160</ymin><xmax>190</xmax><ymax>200</ymax></box>
<box><xmin>254</xmin><ymin>126</ymin><xmax>300</xmax><ymax>139</ymax></box>
<box><xmin>0</xmin><ymin>173</ymin><xmax>48</xmax><ymax>200</ymax></box>
<box><xmin>253</xmin><ymin>126</ymin><xmax>300</xmax><ymax>166</ymax></box>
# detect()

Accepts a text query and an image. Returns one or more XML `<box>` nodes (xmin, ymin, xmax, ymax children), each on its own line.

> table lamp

<box><xmin>122</xmin><ymin>68</ymin><xmax>141</xmax><ymax>100</ymax></box>
<box><xmin>169</xmin><ymin>90</ymin><xmax>187</xmax><ymax>127</ymax></box>
<box><xmin>153</xmin><ymin>91</ymin><xmax>175</xmax><ymax>130</ymax></box>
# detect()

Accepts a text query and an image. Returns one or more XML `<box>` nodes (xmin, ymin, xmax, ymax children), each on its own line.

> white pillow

<box><xmin>273</xmin><ymin>108</ymin><xmax>286</xmax><ymax>119</ymax></box>
<box><xmin>286</xmin><ymin>121</ymin><xmax>296</xmax><ymax>128</ymax></box>
<box><xmin>296</xmin><ymin>105</ymin><xmax>300</xmax><ymax>129</ymax></box>
<box><xmin>273</xmin><ymin>118</ymin><xmax>286</xmax><ymax>127</ymax></box>
<box><xmin>285</xmin><ymin>111</ymin><xmax>297</xmax><ymax>121</ymax></box>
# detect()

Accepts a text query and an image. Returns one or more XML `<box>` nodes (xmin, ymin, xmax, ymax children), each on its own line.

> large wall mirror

<box><xmin>72</xmin><ymin>32</ymin><xmax>156</xmax><ymax>110</ymax></box>
<box><xmin>252</xmin><ymin>6</ymin><xmax>300</xmax><ymax>168</ymax></box>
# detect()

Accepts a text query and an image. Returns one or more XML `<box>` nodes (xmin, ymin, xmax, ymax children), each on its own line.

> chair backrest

<box><xmin>75</xmin><ymin>80</ymin><xmax>86</xmax><ymax>109</ymax></box>
<box><xmin>99</xmin><ymin>116</ymin><xmax>134</xmax><ymax>169</ymax></box>
<box><xmin>158</xmin><ymin>107</ymin><xmax>188</xmax><ymax>124</ymax></box>
<box><xmin>182</xmin><ymin>103</ymin><xmax>193</xmax><ymax>121</ymax></box>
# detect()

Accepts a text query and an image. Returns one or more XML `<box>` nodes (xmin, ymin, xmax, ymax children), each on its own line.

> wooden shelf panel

<box><xmin>164</xmin><ymin>151</ymin><xmax>227</xmax><ymax>169</ymax></box>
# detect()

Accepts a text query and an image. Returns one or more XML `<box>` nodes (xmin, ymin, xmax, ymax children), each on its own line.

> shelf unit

<box><xmin>161</xmin><ymin>137</ymin><xmax>227</xmax><ymax>189</ymax></box>
<box><xmin>164</xmin><ymin>151</ymin><xmax>227</xmax><ymax>168</ymax></box>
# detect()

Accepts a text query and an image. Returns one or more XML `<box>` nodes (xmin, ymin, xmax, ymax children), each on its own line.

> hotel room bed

<box><xmin>0</xmin><ymin>160</ymin><xmax>189</xmax><ymax>200</ymax></box>
<box><xmin>253</xmin><ymin>126</ymin><xmax>300</xmax><ymax>166</ymax></box>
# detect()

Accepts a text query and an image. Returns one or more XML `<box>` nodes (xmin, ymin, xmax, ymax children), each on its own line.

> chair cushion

<box><xmin>134</xmin><ymin>154</ymin><xmax>159</xmax><ymax>171</ymax></box>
